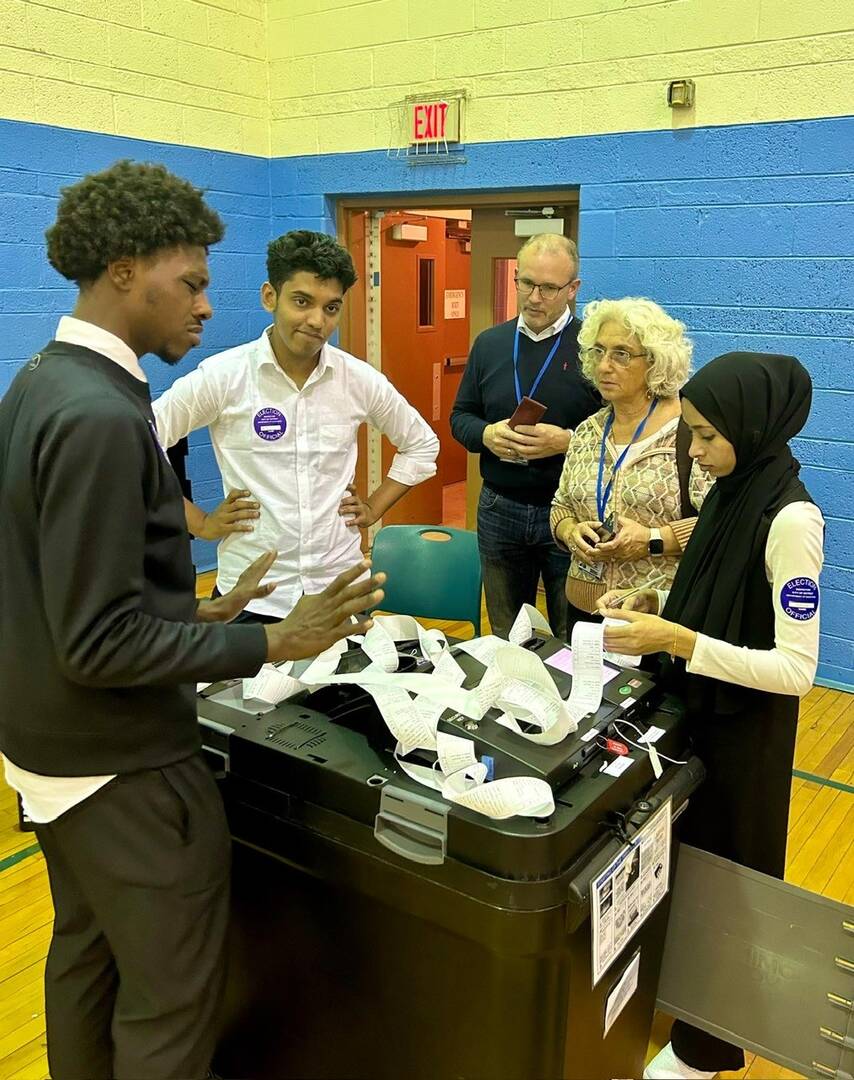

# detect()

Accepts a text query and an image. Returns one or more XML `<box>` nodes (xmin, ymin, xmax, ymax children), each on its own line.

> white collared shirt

<box><xmin>516</xmin><ymin>306</ymin><xmax>572</xmax><ymax>342</ymax></box>
<box><xmin>55</xmin><ymin>315</ymin><xmax>147</xmax><ymax>382</ymax></box>
<box><xmin>3</xmin><ymin>316</ymin><xmax>145</xmax><ymax>822</ymax></box>
<box><xmin>153</xmin><ymin>329</ymin><xmax>440</xmax><ymax>617</ymax></box>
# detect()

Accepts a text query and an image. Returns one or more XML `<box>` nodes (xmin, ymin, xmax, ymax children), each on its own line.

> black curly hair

<box><xmin>266</xmin><ymin>230</ymin><xmax>357</xmax><ymax>294</ymax></box>
<box><xmin>46</xmin><ymin>160</ymin><xmax>225</xmax><ymax>286</ymax></box>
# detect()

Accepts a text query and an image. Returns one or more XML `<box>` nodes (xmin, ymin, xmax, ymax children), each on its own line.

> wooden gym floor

<box><xmin>1</xmin><ymin>574</ymin><xmax>851</xmax><ymax>1079</ymax></box>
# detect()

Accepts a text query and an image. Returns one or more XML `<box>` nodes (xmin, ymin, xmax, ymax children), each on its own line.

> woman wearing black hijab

<box><xmin>599</xmin><ymin>352</ymin><xmax>824</xmax><ymax>1080</ymax></box>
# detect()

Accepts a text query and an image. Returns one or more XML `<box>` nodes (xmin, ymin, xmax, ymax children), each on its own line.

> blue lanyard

<box><xmin>596</xmin><ymin>400</ymin><xmax>658</xmax><ymax>523</ymax></box>
<box><xmin>513</xmin><ymin>325</ymin><xmax>564</xmax><ymax>406</ymax></box>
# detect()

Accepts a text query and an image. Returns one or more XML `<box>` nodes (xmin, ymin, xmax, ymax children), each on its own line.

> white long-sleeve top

<box><xmin>672</xmin><ymin>501</ymin><xmax>824</xmax><ymax>697</ymax></box>
<box><xmin>153</xmin><ymin>329</ymin><xmax>440</xmax><ymax>617</ymax></box>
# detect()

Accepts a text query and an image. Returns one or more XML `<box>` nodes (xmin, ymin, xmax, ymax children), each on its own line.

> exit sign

<box><xmin>409</xmin><ymin>97</ymin><xmax>462</xmax><ymax>145</ymax></box>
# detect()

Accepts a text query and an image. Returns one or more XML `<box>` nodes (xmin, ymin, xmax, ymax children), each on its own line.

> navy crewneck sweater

<box><xmin>450</xmin><ymin>317</ymin><xmax>601</xmax><ymax>505</ymax></box>
<box><xmin>0</xmin><ymin>341</ymin><xmax>267</xmax><ymax>775</ymax></box>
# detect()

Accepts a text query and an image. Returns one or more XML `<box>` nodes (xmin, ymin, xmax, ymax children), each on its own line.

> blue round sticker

<box><xmin>253</xmin><ymin>407</ymin><xmax>287</xmax><ymax>442</ymax></box>
<box><xmin>780</xmin><ymin>577</ymin><xmax>819</xmax><ymax>621</ymax></box>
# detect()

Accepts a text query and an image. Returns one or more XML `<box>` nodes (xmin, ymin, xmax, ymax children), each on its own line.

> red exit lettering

<box><xmin>412</xmin><ymin>101</ymin><xmax>449</xmax><ymax>141</ymax></box>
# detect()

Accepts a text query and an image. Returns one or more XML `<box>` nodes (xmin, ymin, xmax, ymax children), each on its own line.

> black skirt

<box><xmin>680</xmin><ymin>690</ymin><xmax>799</xmax><ymax>877</ymax></box>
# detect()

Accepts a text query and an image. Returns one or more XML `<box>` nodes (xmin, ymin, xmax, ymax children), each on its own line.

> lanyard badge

<box><xmin>512</xmin><ymin>325</ymin><xmax>565</xmax><ymax>406</ymax></box>
<box><xmin>575</xmin><ymin>401</ymin><xmax>657</xmax><ymax>582</ymax></box>
<box><xmin>595</xmin><ymin>400</ymin><xmax>658</xmax><ymax>528</ymax></box>
<box><xmin>507</xmin><ymin>326</ymin><xmax>565</xmax><ymax>466</ymax></box>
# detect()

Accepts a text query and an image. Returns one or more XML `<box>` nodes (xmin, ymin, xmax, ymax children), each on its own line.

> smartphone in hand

<box><xmin>595</xmin><ymin>514</ymin><xmax>617</xmax><ymax>543</ymax></box>
<box><xmin>507</xmin><ymin>396</ymin><xmax>547</xmax><ymax>430</ymax></box>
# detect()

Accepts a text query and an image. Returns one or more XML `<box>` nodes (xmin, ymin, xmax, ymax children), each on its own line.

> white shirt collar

<box><xmin>255</xmin><ymin>326</ymin><xmax>333</xmax><ymax>388</ymax></box>
<box><xmin>517</xmin><ymin>306</ymin><xmax>572</xmax><ymax>343</ymax></box>
<box><xmin>56</xmin><ymin>316</ymin><xmax>147</xmax><ymax>382</ymax></box>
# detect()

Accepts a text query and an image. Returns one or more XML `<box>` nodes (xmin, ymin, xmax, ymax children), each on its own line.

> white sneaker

<box><xmin>643</xmin><ymin>1042</ymin><xmax>717</xmax><ymax>1079</ymax></box>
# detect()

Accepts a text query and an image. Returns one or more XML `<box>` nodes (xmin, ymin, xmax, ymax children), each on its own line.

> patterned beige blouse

<box><xmin>550</xmin><ymin>408</ymin><xmax>714</xmax><ymax>613</ymax></box>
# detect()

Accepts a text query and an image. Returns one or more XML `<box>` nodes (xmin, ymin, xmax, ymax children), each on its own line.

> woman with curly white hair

<box><xmin>551</xmin><ymin>297</ymin><xmax>713</xmax><ymax>624</ymax></box>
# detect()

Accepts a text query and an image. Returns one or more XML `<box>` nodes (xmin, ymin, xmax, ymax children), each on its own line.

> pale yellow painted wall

<box><xmin>0</xmin><ymin>0</ymin><xmax>852</xmax><ymax>157</ymax></box>
<box><xmin>268</xmin><ymin>0</ymin><xmax>854</xmax><ymax>156</ymax></box>
<box><xmin>0</xmin><ymin>0</ymin><xmax>269</xmax><ymax>155</ymax></box>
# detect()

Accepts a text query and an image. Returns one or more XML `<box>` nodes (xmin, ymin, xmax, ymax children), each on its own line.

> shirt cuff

<box><xmin>550</xmin><ymin>504</ymin><xmax>575</xmax><ymax>547</ymax></box>
<box><xmin>669</xmin><ymin>517</ymin><xmax>697</xmax><ymax>550</ymax></box>
<box><xmin>463</xmin><ymin>418</ymin><xmax>489</xmax><ymax>451</ymax></box>
<box><xmin>387</xmin><ymin>453</ymin><xmax>438</xmax><ymax>487</ymax></box>
<box><xmin>223</xmin><ymin>623</ymin><xmax>269</xmax><ymax>678</ymax></box>
<box><xmin>685</xmin><ymin>632</ymin><xmax>720</xmax><ymax>677</ymax></box>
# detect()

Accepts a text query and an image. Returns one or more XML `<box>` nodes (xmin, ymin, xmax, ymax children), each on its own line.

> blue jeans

<box><xmin>477</xmin><ymin>485</ymin><xmax>573</xmax><ymax>640</ymax></box>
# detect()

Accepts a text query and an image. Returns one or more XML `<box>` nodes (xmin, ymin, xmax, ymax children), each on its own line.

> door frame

<box><xmin>336</xmin><ymin>190</ymin><xmax>580</xmax><ymax>533</ymax></box>
<box><xmin>337</xmin><ymin>189</ymin><xmax>580</xmax><ymax>362</ymax></box>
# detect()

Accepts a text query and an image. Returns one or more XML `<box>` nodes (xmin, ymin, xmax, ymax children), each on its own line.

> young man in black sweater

<box><xmin>450</xmin><ymin>234</ymin><xmax>600</xmax><ymax>639</ymax></box>
<box><xmin>0</xmin><ymin>161</ymin><xmax>384</xmax><ymax>1080</ymax></box>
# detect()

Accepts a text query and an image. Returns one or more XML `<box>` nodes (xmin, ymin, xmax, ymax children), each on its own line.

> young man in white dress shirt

<box><xmin>154</xmin><ymin>230</ymin><xmax>440</xmax><ymax>623</ymax></box>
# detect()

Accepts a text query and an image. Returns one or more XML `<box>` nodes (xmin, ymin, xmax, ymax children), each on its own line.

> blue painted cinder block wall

<box><xmin>0</xmin><ymin>118</ymin><xmax>272</xmax><ymax>571</ymax></box>
<box><xmin>0</xmin><ymin>115</ymin><xmax>851</xmax><ymax>687</ymax></box>
<box><xmin>271</xmin><ymin>115</ymin><xmax>854</xmax><ymax>690</ymax></box>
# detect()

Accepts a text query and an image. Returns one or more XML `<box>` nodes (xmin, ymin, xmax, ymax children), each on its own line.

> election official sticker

<box><xmin>253</xmin><ymin>407</ymin><xmax>287</xmax><ymax>441</ymax></box>
<box><xmin>780</xmin><ymin>578</ymin><xmax>820</xmax><ymax>621</ymax></box>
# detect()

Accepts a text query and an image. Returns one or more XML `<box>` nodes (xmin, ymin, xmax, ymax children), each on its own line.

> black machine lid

<box><xmin>198</xmin><ymin>636</ymin><xmax>685</xmax><ymax>886</ymax></box>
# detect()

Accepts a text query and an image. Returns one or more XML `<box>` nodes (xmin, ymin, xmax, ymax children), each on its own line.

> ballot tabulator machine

<box><xmin>197</xmin><ymin>633</ymin><xmax>704</xmax><ymax>1080</ymax></box>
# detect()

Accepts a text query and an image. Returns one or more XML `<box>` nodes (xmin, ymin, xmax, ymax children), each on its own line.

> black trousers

<box><xmin>670</xmin><ymin>693</ymin><xmax>799</xmax><ymax>1073</ymax></box>
<box><xmin>34</xmin><ymin>753</ymin><xmax>231</xmax><ymax>1080</ymax></box>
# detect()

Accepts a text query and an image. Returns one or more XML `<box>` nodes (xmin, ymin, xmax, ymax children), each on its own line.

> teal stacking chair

<box><xmin>369</xmin><ymin>525</ymin><xmax>482</xmax><ymax>637</ymax></box>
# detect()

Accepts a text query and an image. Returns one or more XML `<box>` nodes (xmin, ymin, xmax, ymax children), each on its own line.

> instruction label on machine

<box><xmin>591</xmin><ymin>798</ymin><xmax>672</xmax><ymax>986</ymax></box>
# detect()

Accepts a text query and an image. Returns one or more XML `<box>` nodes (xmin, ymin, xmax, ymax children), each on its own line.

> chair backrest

<box><xmin>369</xmin><ymin>525</ymin><xmax>482</xmax><ymax>636</ymax></box>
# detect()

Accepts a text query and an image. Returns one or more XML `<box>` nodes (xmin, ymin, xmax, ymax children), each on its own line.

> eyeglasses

<box><xmin>580</xmin><ymin>345</ymin><xmax>648</xmax><ymax>367</ymax></box>
<box><xmin>514</xmin><ymin>274</ymin><xmax>576</xmax><ymax>302</ymax></box>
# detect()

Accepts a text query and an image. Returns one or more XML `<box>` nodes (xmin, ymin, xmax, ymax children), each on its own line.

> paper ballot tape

<box><xmin>239</xmin><ymin>609</ymin><xmax>609</xmax><ymax>821</ymax></box>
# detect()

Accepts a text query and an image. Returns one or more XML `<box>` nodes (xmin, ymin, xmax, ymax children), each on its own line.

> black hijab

<box><xmin>662</xmin><ymin>352</ymin><xmax>813</xmax><ymax>711</ymax></box>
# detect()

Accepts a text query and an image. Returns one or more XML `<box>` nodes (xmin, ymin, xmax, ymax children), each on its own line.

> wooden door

<box><xmin>439</xmin><ymin>219</ymin><xmax>471</xmax><ymax>486</ymax></box>
<box><xmin>378</xmin><ymin>212</ymin><xmax>445</xmax><ymax>525</ymax></box>
<box><xmin>465</xmin><ymin>208</ymin><xmax>526</xmax><ymax>526</ymax></box>
<box><xmin>340</xmin><ymin>209</ymin><xmax>370</xmax><ymax>550</ymax></box>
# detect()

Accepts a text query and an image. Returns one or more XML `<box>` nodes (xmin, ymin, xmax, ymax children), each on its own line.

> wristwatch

<box><xmin>648</xmin><ymin>527</ymin><xmax>664</xmax><ymax>556</ymax></box>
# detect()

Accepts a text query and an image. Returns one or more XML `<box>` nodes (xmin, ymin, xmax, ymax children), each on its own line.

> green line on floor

<box><xmin>0</xmin><ymin>841</ymin><xmax>41</xmax><ymax>874</ymax></box>
<box><xmin>792</xmin><ymin>769</ymin><xmax>854</xmax><ymax>795</ymax></box>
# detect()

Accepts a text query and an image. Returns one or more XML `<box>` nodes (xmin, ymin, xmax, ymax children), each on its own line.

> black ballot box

<box><xmin>198</xmin><ymin>635</ymin><xmax>704</xmax><ymax>1080</ymax></box>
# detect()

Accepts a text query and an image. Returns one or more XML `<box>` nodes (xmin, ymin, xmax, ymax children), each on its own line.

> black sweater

<box><xmin>450</xmin><ymin>317</ymin><xmax>600</xmax><ymax>505</ymax></box>
<box><xmin>0</xmin><ymin>342</ymin><xmax>267</xmax><ymax>776</ymax></box>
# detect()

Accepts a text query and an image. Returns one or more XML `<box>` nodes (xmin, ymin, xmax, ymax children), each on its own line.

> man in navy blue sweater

<box><xmin>451</xmin><ymin>234</ymin><xmax>600</xmax><ymax>639</ymax></box>
<box><xmin>0</xmin><ymin>161</ymin><xmax>384</xmax><ymax>1080</ymax></box>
